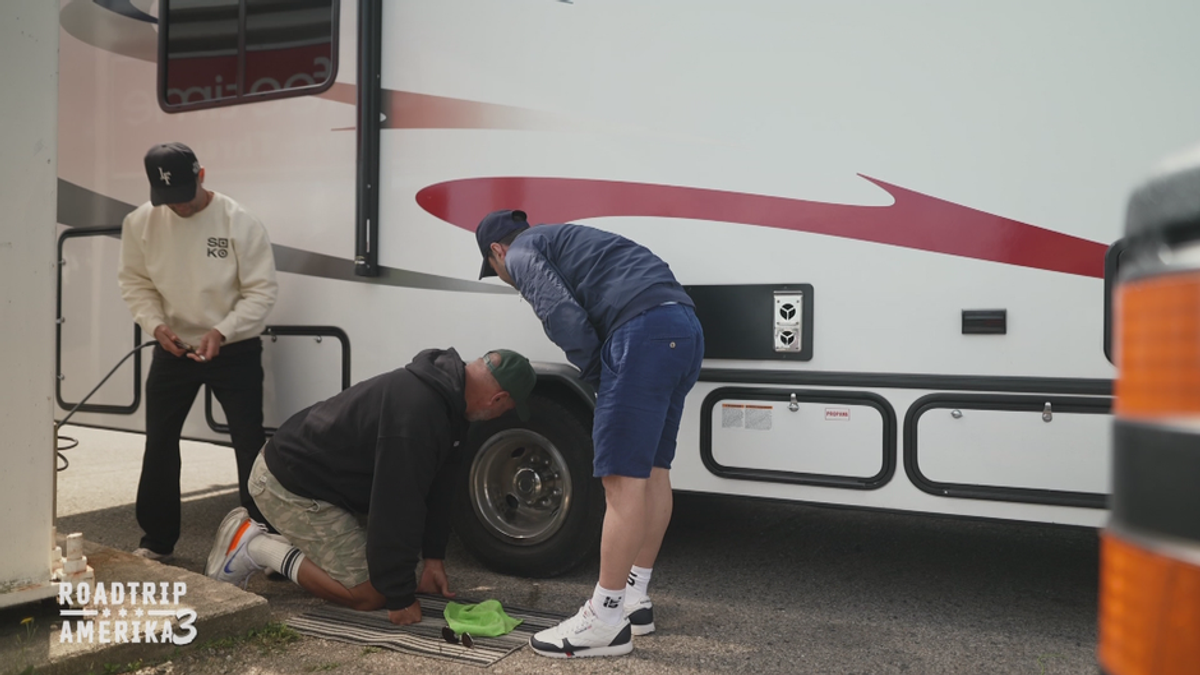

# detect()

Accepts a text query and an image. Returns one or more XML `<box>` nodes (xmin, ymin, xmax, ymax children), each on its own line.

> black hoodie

<box><xmin>263</xmin><ymin>348</ymin><xmax>469</xmax><ymax>610</ymax></box>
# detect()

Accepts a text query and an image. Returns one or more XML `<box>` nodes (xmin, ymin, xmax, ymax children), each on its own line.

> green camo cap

<box><xmin>486</xmin><ymin>349</ymin><xmax>535</xmax><ymax>421</ymax></box>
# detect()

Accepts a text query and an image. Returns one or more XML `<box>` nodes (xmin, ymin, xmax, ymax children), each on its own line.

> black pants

<box><xmin>137</xmin><ymin>338</ymin><xmax>268</xmax><ymax>554</ymax></box>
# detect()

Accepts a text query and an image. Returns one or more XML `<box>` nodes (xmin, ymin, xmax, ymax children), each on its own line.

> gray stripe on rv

<box><xmin>60</xmin><ymin>0</ymin><xmax>158</xmax><ymax>63</ymax></box>
<box><xmin>56</xmin><ymin>179</ymin><xmax>515</xmax><ymax>295</ymax></box>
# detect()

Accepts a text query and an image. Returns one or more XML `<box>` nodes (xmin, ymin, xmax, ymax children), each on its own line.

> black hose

<box><xmin>56</xmin><ymin>340</ymin><xmax>158</xmax><ymax>471</ymax></box>
<box><xmin>56</xmin><ymin>435</ymin><xmax>78</xmax><ymax>472</ymax></box>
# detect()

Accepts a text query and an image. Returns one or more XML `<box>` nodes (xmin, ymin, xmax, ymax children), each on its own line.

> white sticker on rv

<box><xmin>721</xmin><ymin>404</ymin><xmax>744</xmax><ymax>428</ymax></box>
<box><xmin>745</xmin><ymin>405</ymin><xmax>772</xmax><ymax>431</ymax></box>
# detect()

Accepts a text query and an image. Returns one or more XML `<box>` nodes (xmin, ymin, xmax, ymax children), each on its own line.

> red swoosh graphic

<box><xmin>315</xmin><ymin>85</ymin><xmax>1103</xmax><ymax>277</ymax></box>
<box><xmin>319</xmin><ymin>83</ymin><xmax>563</xmax><ymax>130</ymax></box>
<box><xmin>85</xmin><ymin>13</ymin><xmax>1101</xmax><ymax>279</ymax></box>
<box><xmin>416</xmin><ymin>175</ymin><xmax>1106</xmax><ymax>278</ymax></box>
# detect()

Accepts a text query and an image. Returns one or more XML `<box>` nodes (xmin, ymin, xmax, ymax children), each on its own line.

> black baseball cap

<box><xmin>144</xmin><ymin>142</ymin><xmax>201</xmax><ymax>206</ymax></box>
<box><xmin>485</xmin><ymin>349</ymin><xmax>536</xmax><ymax>420</ymax></box>
<box><xmin>476</xmin><ymin>210</ymin><xmax>530</xmax><ymax>279</ymax></box>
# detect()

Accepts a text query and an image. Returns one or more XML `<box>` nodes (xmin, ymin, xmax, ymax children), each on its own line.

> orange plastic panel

<box><xmin>1099</xmin><ymin>532</ymin><xmax>1200</xmax><ymax>675</ymax></box>
<box><xmin>1115</xmin><ymin>272</ymin><xmax>1200</xmax><ymax>418</ymax></box>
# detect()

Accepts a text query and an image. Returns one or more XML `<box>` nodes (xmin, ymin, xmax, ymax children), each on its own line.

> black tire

<box><xmin>452</xmin><ymin>393</ymin><xmax>604</xmax><ymax>578</ymax></box>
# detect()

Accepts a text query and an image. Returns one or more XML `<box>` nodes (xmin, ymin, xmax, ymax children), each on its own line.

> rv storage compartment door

<box><xmin>207</xmin><ymin>327</ymin><xmax>350</xmax><ymax>433</ymax></box>
<box><xmin>908</xmin><ymin>394</ymin><xmax>1111</xmax><ymax>507</ymax></box>
<box><xmin>701</xmin><ymin>388</ymin><xmax>895</xmax><ymax>490</ymax></box>
<box><xmin>58</xmin><ymin>227</ymin><xmax>141</xmax><ymax>415</ymax></box>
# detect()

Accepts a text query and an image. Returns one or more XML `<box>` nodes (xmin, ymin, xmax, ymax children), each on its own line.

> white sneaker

<box><xmin>205</xmin><ymin>507</ymin><xmax>248</xmax><ymax>576</ymax></box>
<box><xmin>529</xmin><ymin>601</ymin><xmax>633</xmax><ymax>658</ymax></box>
<box><xmin>132</xmin><ymin>547</ymin><xmax>174</xmax><ymax>564</ymax></box>
<box><xmin>625</xmin><ymin>596</ymin><xmax>655</xmax><ymax>636</ymax></box>
<box><xmin>204</xmin><ymin>507</ymin><xmax>264</xmax><ymax>588</ymax></box>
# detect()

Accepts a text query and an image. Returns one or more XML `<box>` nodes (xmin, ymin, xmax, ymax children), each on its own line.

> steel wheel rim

<box><xmin>469</xmin><ymin>429</ymin><xmax>573</xmax><ymax>545</ymax></box>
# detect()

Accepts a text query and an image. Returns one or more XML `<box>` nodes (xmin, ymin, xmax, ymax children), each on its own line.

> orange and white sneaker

<box><xmin>204</xmin><ymin>507</ymin><xmax>264</xmax><ymax>588</ymax></box>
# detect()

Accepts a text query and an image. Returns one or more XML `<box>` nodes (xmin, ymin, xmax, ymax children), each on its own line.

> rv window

<box><xmin>159</xmin><ymin>0</ymin><xmax>338</xmax><ymax>112</ymax></box>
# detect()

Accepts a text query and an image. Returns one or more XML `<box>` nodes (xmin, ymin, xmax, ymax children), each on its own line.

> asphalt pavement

<box><xmin>50</xmin><ymin>425</ymin><xmax>1101</xmax><ymax>675</ymax></box>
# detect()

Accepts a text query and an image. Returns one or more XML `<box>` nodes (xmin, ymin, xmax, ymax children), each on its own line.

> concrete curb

<box><xmin>2</xmin><ymin>538</ymin><xmax>270</xmax><ymax>675</ymax></box>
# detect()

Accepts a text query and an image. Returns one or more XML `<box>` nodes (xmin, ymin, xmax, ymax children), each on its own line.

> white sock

<box><xmin>625</xmin><ymin>565</ymin><xmax>653</xmax><ymax>605</ymax></box>
<box><xmin>247</xmin><ymin>535</ymin><xmax>305</xmax><ymax>583</ymax></box>
<box><xmin>590</xmin><ymin>583</ymin><xmax>626</xmax><ymax>626</ymax></box>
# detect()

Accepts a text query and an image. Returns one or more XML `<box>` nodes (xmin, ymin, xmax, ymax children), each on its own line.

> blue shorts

<box><xmin>592</xmin><ymin>303</ymin><xmax>705</xmax><ymax>478</ymax></box>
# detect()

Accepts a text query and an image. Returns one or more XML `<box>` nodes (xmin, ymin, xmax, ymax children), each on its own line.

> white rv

<box><xmin>54</xmin><ymin>0</ymin><xmax>1200</xmax><ymax>576</ymax></box>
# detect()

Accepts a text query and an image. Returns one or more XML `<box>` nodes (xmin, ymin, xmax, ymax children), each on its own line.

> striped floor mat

<box><xmin>286</xmin><ymin>595</ymin><xmax>567</xmax><ymax>667</ymax></box>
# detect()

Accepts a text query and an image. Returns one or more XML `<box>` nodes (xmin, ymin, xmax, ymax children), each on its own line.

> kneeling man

<box><xmin>205</xmin><ymin>348</ymin><xmax>535</xmax><ymax>625</ymax></box>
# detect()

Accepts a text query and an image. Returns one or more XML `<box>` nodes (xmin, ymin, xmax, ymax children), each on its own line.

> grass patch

<box><xmin>360</xmin><ymin>646</ymin><xmax>382</xmax><ymax>656</ymax></box>
<box><xmin>98</xmin><ymin>660</ymin><xmax>142</xmax><ymax>675</ymax></box>
<box><xmin>13</xmin><ymin>616</ymin><xmax>42</xmax><ymax>675</ymax></box>
<box><xmin>202</xmin><ymin>622</ymin><xmax>300</xmax><ymax>655</ymax></box>
<box><xmin>305</xmin><ymin>663</ymin><xmax>340</xmax><ymax>672</ymax></box>
<box><xmin>79</xmin><ymin>624</ymin><xmax>298</xmax><ymax>675</ymax></box>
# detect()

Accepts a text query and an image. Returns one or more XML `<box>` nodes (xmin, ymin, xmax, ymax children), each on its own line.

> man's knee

<box><xmin>602</xmin><ymin>474</ymin><xmax>648</xmax><ymax>501</ymax></box>
<box><xmin>647</xmin><ymin>467</ymin><xmax>671</xmax><ymax>485</ymax></box>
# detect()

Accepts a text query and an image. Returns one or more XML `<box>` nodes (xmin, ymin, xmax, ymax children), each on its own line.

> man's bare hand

<box><xmin>188</xmin><ymin>328</ymin><xmax>225</xmax><ymax>362</ymax></box>
<box><xmin>153</xmin><ymin>324</ymin><xmax>188</xmax><ymax>357</ymax></box>
<box><xmin>416</xmin><ymin>559</ymin><xmax>456</xmax><ymax>599</ymax></box>
<box><xmin>388</xmin><ymin>601</ymin><xmax>422</xmax><ymax>625</ymax></box>
<box><xmin>415</xmin><ymin>557</ymin><xmax>456</xmax><ymax>593</ymax></box>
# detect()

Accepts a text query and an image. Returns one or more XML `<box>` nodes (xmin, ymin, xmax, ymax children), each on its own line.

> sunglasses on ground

<box><xmin>441</xmin><ymin>626</ymin><xmax>474</xmax><ymax>648</ymax></box>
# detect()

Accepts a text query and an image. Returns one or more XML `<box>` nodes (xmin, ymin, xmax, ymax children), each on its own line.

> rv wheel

<box><xmin>452</xmin><ymin>393</ymin><xmax>603</xmax><ymax>578</ymax></box>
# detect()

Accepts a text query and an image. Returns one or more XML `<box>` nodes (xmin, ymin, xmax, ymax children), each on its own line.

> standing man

<box><xmin>475</xmin><ymin>210</ymin><xmax>704</xmax><ymax>658</ymax></box>
<box><xmin>118</xmin><ymin>142</ymin><xmax>278</xmax><ymax>562</ymax></box>
<box><xmin>205</xmin><ymin>348</ymin><xmax>536</xmax><ymax>624</ymax></box>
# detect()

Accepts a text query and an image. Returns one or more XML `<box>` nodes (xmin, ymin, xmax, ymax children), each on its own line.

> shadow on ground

<box><xmin>43</xmin><ymin>489</ymin><xmax>1099</xmax><ymax>674</ymax></box>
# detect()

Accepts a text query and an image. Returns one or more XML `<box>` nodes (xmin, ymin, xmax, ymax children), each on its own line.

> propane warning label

<box><xmin>825</xmin><ymin>407</ymin><xmax>851</xmax><ymax>421</ymax></box>
<box><xmin>745</xmin><ymin>405</ymin><xmax>772</xmax><ymax>430</ymax></box>
<box><xmin>721</xmin><ymin>404</ymin><xmax>772</xmax><ymax>430</ymax></box>
<box><xmin>721</xmin><ymin>404</ymin><xmax>744</xmax><ymax>428</ymax></box>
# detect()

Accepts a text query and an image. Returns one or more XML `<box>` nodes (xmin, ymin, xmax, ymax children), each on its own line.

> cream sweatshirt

<box><xmin>118</xmin><ymin>192</ymin><xmax>278</xmax><ymax>347</ymax></box>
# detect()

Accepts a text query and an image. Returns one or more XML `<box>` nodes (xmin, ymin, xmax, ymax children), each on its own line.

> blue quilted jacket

<box><xmin>505</xmin><ymin>223</ymin><xmax>693</xmax><ymax>386</ymax></box>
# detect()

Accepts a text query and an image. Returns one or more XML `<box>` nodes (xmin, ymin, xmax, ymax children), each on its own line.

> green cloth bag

<box><xmin>443</xmin><ymin>600</ymin><xmax>523</xmax><ymax>637</ymax></box>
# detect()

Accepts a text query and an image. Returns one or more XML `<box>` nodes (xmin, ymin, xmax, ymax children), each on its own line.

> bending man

<box><xmin>205</xmin><ymin>348</ymin><xmax>535</xmax><ymax>624</ymax></box>
<box><xmin>475</xmin><ymin>210</ymin><xmax>704</xmax><ymax>657</ymax></box>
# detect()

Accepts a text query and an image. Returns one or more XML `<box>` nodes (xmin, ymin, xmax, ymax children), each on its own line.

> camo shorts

<box><xmin>248</xmin><ymin>453</ymin><xmax>370</xmax><ymax>589</ymax></box>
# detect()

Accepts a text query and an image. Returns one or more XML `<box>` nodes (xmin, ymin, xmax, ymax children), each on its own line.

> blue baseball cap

<box><xmin>476</xmin><ymin>210</ymin><xmax>530</xmax><ymax>279</ymax></box>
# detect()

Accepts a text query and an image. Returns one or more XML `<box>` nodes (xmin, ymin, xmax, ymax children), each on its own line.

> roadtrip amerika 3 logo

<box><xmin>57</xmin><ymin>581</ymin><xmax>197</xmax><ymax>645</ymax></box>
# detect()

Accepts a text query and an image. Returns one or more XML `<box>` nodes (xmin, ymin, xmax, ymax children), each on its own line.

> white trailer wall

<box><xmin>0</xmin><ymin>0</ymin><xmax>59</xmax><ymax>607</ymax></box>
